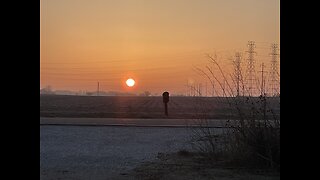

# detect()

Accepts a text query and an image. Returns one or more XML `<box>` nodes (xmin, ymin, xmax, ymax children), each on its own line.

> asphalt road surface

<box><xmin>40</xmin><ymin>117</ymin><xmax>231</xmax><ymax>127</ymax></box>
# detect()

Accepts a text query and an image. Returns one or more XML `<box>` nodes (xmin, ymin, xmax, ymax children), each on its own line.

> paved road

<box><xmin>40</xmin><ymin>125</ymin><xmax>199</xmax><ymax>180</ymax></box>
<box><xmin>40</xmin><ymin>117</ymin><xmax>231</xmax><ymax>127</ymax></box>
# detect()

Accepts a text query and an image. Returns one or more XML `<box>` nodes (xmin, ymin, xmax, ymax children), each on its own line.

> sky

<box><xmin>40</xmin><ymin>0</ymin><xmax>280</xmax><ymax>95</ymax></box>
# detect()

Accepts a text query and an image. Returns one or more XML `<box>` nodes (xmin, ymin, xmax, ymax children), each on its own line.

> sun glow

<box><xmin>126</xmin><ymin>78</ymin><xmax>135</xmax><ymax>87</ymax></box>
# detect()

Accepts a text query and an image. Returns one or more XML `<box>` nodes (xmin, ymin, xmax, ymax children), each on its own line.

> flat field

<box><xmin>40</xmin><ymin>94</ymin><xmax>280</xmax><ymax>119</ymax></box>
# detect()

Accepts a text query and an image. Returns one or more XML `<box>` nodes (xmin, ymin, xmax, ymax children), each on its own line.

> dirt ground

<box><xmin>128</xmin><ymin>152</ymin><xmax>280</xmax><ymax>180</ymax></box>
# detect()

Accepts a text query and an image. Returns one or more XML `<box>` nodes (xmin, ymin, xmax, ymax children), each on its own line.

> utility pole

<box><xmin>205</xmin><ymin>82</ymin><xmax>208</xmax><ymax>97</ymax></box>
<box><xmin>222</xmin><ymin>79</ymin><xmax>226</xmax><ymax>96</ymax></box>
<box><xmin>97</xmin><ymin>82</ymin><xmax>100</xmax><ymax>96</ymax></box>
<box><xmin>233</xmin><ymin>52</ymin><xmax>242</xmax><ymax>97</ymax></box>
<box><xmin>211</xmin><ymin>70</ymin><xmax>215</xmax><ymax>97</ymax></box>
<box><xmin>258</xmin><ymin>63</ymin><xmax>268</xmax><ymax>125</ymax></box>
<box><xmin>191</xmin><ymin>85</ymin><xmax>194</xmax><ymax>97</ymax></box>
<box><xmin>258</xmin><ymin>63</ymin><xmax>267</xmax><ymax>96</ymax></box>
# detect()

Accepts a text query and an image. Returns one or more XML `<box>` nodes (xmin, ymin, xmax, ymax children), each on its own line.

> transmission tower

<box><xmin>269</xmin><ymin>43</ymin><xmax>279</xmax><ymax>96</ymax></box>
<box><xmin>233</xmin><ymin>52</ymin><xmax>242</xmax><ymax>96</ymax></box>
<box><xmin>245</xmin><ymin>41</ymin><xmax>257</xmax><ymax>96</ymax></box>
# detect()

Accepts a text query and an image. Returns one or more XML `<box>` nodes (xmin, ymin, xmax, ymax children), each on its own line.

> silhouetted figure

<box><xmin>162</xmin><ymin>91</ymin><xmax>169</xmax><ymax>116</ymax></box>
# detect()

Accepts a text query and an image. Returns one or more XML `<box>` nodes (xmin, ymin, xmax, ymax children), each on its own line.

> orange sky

<box><xmin>40</xmin><ymin>0</ymin><xmax>280</xmax><ymax>95</ymax></box>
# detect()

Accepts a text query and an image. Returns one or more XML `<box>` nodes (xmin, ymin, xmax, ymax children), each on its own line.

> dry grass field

<box><xmin>40</xmin><ymin>94</ymin><xmax>280</xmax><ymax>119</ymax></box>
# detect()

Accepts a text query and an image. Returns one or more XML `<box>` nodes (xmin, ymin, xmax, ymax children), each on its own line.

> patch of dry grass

<box><xmin>131</xmin><ymin>151</ymin><xmax>280</xmax><ymax>180</ymax></box>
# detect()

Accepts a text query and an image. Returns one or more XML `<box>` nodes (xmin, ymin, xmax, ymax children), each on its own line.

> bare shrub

<box><xmin>188</xmin><ymin>54</ymin><xmax>280</xmax><ymax>170</ymax></box>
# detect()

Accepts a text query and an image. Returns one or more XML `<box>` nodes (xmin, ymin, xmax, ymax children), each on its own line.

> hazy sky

<box><xmin>40</xmin><ymin>0</ymin><xmax>279</xmax><ymax>95</ymax></box>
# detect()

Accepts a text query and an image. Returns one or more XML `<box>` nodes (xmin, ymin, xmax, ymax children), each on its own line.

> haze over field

<box><xmin>40</xmin><ymin>0</ymin><xmax>279</xmax><ymax>95</ymax></box>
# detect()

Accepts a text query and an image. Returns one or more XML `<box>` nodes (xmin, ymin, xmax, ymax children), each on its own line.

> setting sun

<box><xmin>126</xmin><ymin>78</ymin><xmax>135</xmax><ymax>87</ymax></box>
